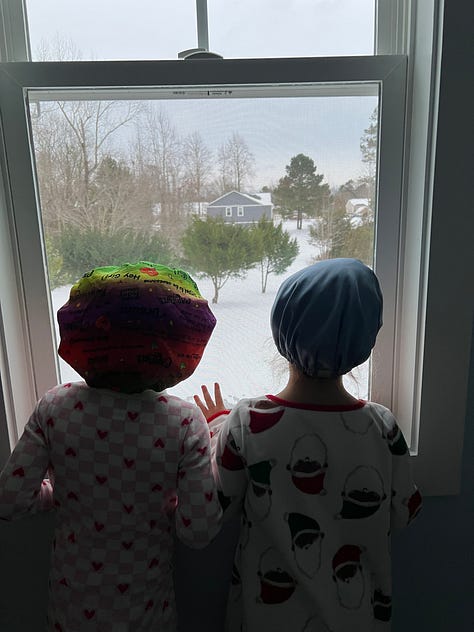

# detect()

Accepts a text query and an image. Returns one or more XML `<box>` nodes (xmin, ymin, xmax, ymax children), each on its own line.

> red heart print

<box><xmin>209</xmin><ymin>431</ymin><xmax>214</xmax><ymax>438</ymax></box>
<box><xmin>140</xmin><ymin>267</ymin><xmax>158</xmax><ymax>276</ymax></box>
<box><xmin>67</xmin><ymin>491</ymin><xmax>78</xmax><ymax>501</ymax></box>
<box><xmin>145</xmin><ymin>600</ymin><xmax>154</xmax><ymax>611</ymax></box>
<box><xmin>54</xmin><ymin>499</ymin><xmax>61</xmax><ymax>508</ymax></box>
<box><xmin>35</xmin><ymin>427</ymin><xmax>45</xmax><ymax>437</ymax></box>
<box><xmin>13</xmin><ymin>467</ymin><xmax>25</xmax><ymax>477</ymax></box>
<box><xmin>92</xmin><ymin>562</ymin><xmax>103</xmax><ymax>571</ymax></box>
<box><xmin>182</xmin><ymin>516</ymin><xmax>191</xmax><ymax>527</ymax></box>
<box><xmin>94</xmin><ymin>522</ymin><xmax>104</xmax><ymax>532</ymax></box>
<box><xmin>154</xmin><ymin>438</ymin><xmax>165</xmax><ymax>448</ymax></box>
<box><xmin>63</xmin><ymin>383</ymin><xmax>71</xmax><ymax>388</ymax></box>
<box><xmin>67</xmin><ymin>532</ymin><xmax>75</xmax><ymax>543</ymax></box>
<box><xmin>65</xmin><ymin>447</ymin><xmax>76</xmax><ymax>457</ymax></box>
<box><xmin>198</xmin><ymin>446</ymin><xmax>207</xmax><ymax>455</ymax></box>
<box><xmin>158</xmin><ymin>396</ymin><xmax>168</xmax><ymax>403</ymax></box>
<box><xmin>181</xmin><ymin>417</ymin><xmax>191</xmax><ymax>426</ymax></box>
<box><xmin>123</xmin><ymin>504</ymin><xmax>134</xmax><ymax>514</ymax></box>
<box><xmin>127</xmin><ymin>411</ymin><xmax>138</xmax><ymax>421</ymax></box>
<box><xmin>47</xmin><ymin>418</ymin><xmax>55</xmax><ymax>427</ymax></box>
<box><xmin>124</xmin><ymin>458</ymin><xmax>135</xmax><ymax>468</ymax></box>
<box><xmin>178</xmin><ymin>470</ymin><xmax>186</xmax><ymax>479</ymax></box>
<box><xmin>97</xmin><ymin>430</ymin><xmax>108</xmax><ymax>439</ymax></box>
<box><xmin>205</xmin><ymin>492</ymin><xmax>213</xmax><ymax>502</ymax></box>
<box><xmin>162</xmin><ymin>600</ymin><xmax>169</xmax><ymax>611</ymax></box>
<box><xmin>59</xmin><ymin>577</ymin><xmax>68</xmax><ymax>586</ymax></box>
<box><xmin>74</xmin><ymin>401</ymin><xmax>83</xmax><ymax>410</ymax></box>
<box><xmin>122</xmin><ymin>541</ymin><xmax>133</xmax><ymax>550</ymax></box>
<box><xmin>117</xmin><ymin>583</ymin><xmax>129</xmax><ymax>594</ymax></box>
<box><xmin>149</xmin><ymin>558</ymin><xmax>159</xmax><ymax>568</ymax></box>
<box><xmin>96</xmin><ymin>475</ymin><xmax>107</xmax><ymax>485</ymax></box>
<box><xmin>152</xmin><ymin>483</ymin><xmax>162</xmax><ymax>492</ymax></box>
<box><xmin>84</xmin><ymin>610</ymin><xmax>95</xmax><ymax>620</ymax></box>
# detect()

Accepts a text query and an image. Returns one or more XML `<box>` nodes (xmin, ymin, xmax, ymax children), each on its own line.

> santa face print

<box><xmin>340</xmin><ymin>411</ymin><xmax>373</xmax><ymax>435</ymax></box>
<box><xmin>286</xmin><ymin>512</ymin><xmax>324</xmax><ymax>578</ymax></box>
<box><xmin>219</xmin><ymin>434</ymin><xmax>245</xmax><ymax>471</ymax></box>
<box><xmin>332</xmin><ymin>545</ymin><xmax>366</xmax><ymax>610</ymax></box>
<box><xmin>248</xmin><ymin>407</ymin><xmax>285</xmax><ymax>434</ymax></box>
<box><xmin>337</xmin><ymin>465</ymin><xmax>386</xmax><ymax>519</ymax></box>
<box><xmin>287</xmin><ymin>434</ymin><xmax>327</xmax><ymax>495</ymax></box>
<box><xmin>245</xmin><ymin>459</ymin><xmax>275</xmax><ymax>522</ymax></box>
<box><xmin>372</xmin><ymin>589</ymin><xmax>392</xmax><ymax>622</ymax></box>
<box><xmin>257</xmin><ymin>547</ymin><xmax>296</xmax><ymax>605</ymax></box>
<box><xmin>386</xmin><ymin>423</ymin><xmax>408</xmax><ymax>455</ymax></box>
<box><xmin>404</xmin><ymin>488</ymin><xmax>422</xmax><ymax>523</ymax></box>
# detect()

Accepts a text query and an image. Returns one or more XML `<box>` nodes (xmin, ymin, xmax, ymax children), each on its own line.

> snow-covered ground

<box><xmin>52</xmin><ymin>220</ymin><xmax>368</xmax><ymax>406</ymax></box>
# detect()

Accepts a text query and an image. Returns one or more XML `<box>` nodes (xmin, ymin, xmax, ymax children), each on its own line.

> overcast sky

<box><xmin>25</xmin><ymin>0</ymin><xmax>377</xmax><ymax>188</ymax></box>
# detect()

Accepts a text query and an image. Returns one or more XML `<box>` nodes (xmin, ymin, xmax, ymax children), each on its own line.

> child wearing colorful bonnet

<box><xmin>195</xmin><ymin>258</ymin><xmax>422</xmax><ymax>632</ymax></box>
<box><xmin>0</xmin><ymin>262</ymin><xmax>222</xmax><ymax>631</ymax></box>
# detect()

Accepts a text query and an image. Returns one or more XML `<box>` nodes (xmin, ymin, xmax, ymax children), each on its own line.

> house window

<box><xmin>225</xmin><ymin>207</ymin><xmax>232</xmax><ymax>217</ymax></box>
<box><xmin>237</xmin><ymin>206</ymin><xmax>244</xmax><ymax>217</ymax></box>
<box><xmin>1</xmin><ymin>2</ymin><xmax>467</xmax><ymax>496</ymax></box>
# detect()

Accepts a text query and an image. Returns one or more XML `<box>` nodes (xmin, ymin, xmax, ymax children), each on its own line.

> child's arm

<box><xmin>195</xmin><ymin>384</ymin><xmax>248</xmax><ymax>520</ymax></box>
<box><xmin>0</xmin><ymin>404</ymin><xmax>54</xmax><ymax>520</ymax></box>
<box><xmin>381</xmin><ymin>410</ymin><xmax>422</xmax><ymax>529</ymax></box>
<box><xmin>175</xmin><ymin>407</ymin><xmax>223</xmax><ymax>548</ymax></box>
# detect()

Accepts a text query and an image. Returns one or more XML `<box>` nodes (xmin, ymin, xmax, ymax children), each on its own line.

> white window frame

<box><xmin>1</xmin><ymin>1</ymin><xmax>470</xmax><ymax>497</ymax></box>
<box><xmin>225</xmin><ymin>206</ymin><xmax>232</xmax><ymax>217</ymax></box>
<box><xmin>237</xmin><ymin>206</ymin><xmax>244</xmax><ymax>217</ymax></box>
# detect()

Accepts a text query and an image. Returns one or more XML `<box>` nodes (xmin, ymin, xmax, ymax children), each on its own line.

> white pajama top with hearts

<box><xmin>0</xmin><ymin>381</ymin><xmax>222</xmax><ymax>631</ymax></box>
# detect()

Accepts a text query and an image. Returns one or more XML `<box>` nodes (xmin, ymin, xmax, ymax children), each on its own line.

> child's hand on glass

<box><xmin>194</xmin><ymin>383</ymin><xmax>227</xmax><ymax>421</ymax></box>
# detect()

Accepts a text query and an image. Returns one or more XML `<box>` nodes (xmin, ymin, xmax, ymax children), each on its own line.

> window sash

<box><xmin>0</xmin><ymin>55</ymin><xmax>406</xmax><ymax>437</ymax></box>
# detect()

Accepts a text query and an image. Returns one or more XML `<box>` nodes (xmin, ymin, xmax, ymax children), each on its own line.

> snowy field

<box><xmin>52</xmin><ymin>220</ymin><xmax>369</xmax><ymax>407</ymax></box>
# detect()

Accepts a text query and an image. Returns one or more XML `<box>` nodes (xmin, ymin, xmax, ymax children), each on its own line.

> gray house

<box><xmin>206</xmin><ymin>191</ymin><xmax>273</xmax><ymax>224</ymax></box>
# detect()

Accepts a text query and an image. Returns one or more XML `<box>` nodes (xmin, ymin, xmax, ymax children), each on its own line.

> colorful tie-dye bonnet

<box><xmin>270</xmin><ymin>258</ymin><xmax>383</xmax><ymax>377</ymax></box>
<box><xmin>57</xmin><ymin>262</ymin><xmax>216</xmax><ymax>392</ymax></box>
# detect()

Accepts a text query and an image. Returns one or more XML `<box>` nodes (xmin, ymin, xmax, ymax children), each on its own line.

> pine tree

<box><xmin>251</xmin><ymin>218</ymin><xmax>299</xmax><ymax>293</ymax></box>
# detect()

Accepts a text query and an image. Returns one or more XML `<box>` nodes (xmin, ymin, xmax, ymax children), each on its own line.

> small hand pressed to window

<box><xmin>194</xmin><ymin>383</ymin><xmax>227</xmax><ymax>421</ymax></box>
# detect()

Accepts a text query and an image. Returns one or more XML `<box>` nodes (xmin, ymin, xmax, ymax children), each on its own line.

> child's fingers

<box><xmin>200</xmin><ymin>384</ymin><xmax>216</xmax><ymax>409</ymax></box>
<box><xmin>193</xmin><ymin>394</ymin><xmax>206</xmax><ymax>414</ymax></box>
<box><xmin>213</xmin><ymin>383</ymin><xmax>225</xmax><ymax>409</ymax></box>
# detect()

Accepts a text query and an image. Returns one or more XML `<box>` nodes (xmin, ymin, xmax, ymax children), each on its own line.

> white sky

<box><xmin>25</xmin><ymin>0</ymin><xmax>377</xmax><ymax>188</ymax></box>
<box><xmin>25</xmin><ymin>1</ymin><xmax>375</xmax><ymax>61</ymax></box>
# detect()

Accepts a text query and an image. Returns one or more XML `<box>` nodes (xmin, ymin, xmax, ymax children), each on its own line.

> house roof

<box><xmin>208</xmin><ymin>190</ymin><xmax>271</xmax><ymax>207</ymax></box>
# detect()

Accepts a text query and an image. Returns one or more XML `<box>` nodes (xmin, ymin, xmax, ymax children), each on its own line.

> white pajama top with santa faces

<box><xmin>209</xmin><ymin>395</ymin><xmax>421</xmax><ymax>632</ymax></box>
<box><xmin>0</xmin><ymin>382</ymin><xmax>222</xmax><ymax>631</ymax></box>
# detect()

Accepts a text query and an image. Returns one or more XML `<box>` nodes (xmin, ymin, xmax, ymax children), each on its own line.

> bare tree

<box><xmin>135</xmin><ymin>106</ymin><xmax>188</xmax><ymax>242</ymax></box>
<box><xmin>216</xmin><ymin>132</ymin><xmax>255</xmax><ymax>193</ymax></box>
<box><xmin>182</xmin><ymin>131</ymin><xmax>213</xmax><ymax>212</ymax></box>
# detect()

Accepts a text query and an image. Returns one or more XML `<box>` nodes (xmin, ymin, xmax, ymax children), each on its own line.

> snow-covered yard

<box><xmin>52</xmin><ymin>220</ymin><xmax>369</xmax><ymax>406</ymax></box>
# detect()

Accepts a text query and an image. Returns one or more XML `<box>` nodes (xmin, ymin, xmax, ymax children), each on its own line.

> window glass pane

<box><xmin>208</xmin><ymin>0</ymin><xmax>376</xmax><ymax>58</ymax></box>
<box><xmin>25</xmin><ymin>0</ymin><xmax>375</xmax><ymax>61</ymax></box>
<box><xmin>29</xmin><ymin>86</ymin><xmax>378</xmax><ymax>404</ymax></box>
<box><xmin>26</xmin><ymin>0</ymin><xmax>197</xmax><ymax>61</ymax></box>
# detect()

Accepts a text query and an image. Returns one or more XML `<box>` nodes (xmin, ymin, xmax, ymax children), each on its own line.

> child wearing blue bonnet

<box><xmin>196</xmin><ymin>258</ymin><xmax>421</xmax><ymax>632</ymax></box>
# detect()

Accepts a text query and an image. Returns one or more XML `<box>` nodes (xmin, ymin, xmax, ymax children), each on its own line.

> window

<box><xmin>1</xmin><ymin>1</ymin><xmax>469</xmax><ymax>496</ymax></box>
<box><xmin>24</xmin><ymin>0</ymin><xmax>376</xmax><ymax>61</ymax></box>
<box><xmin>225</xmin><ymin>207</ymin><xmax>232</xmax><ymax>217</ymax></box>
<box><xmin>237</xmin><ymin>206</ymin><xmax>244</xmax><ymax>217</ymax></box>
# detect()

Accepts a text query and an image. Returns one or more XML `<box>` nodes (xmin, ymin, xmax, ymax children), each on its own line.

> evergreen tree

<box><xmin>272</xmin><ymin>154</ymin><xmax>330</xmax><ymax>229</ymax></box>
<box><xmin>251</xmin><ymin>218</ymin><xmax>299</xmax><ymax>293</ymax></box>
<box><xmin>181</xmin><ymin>217</ymin><xmax>256</xmax><ymax>303</ymax></box>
